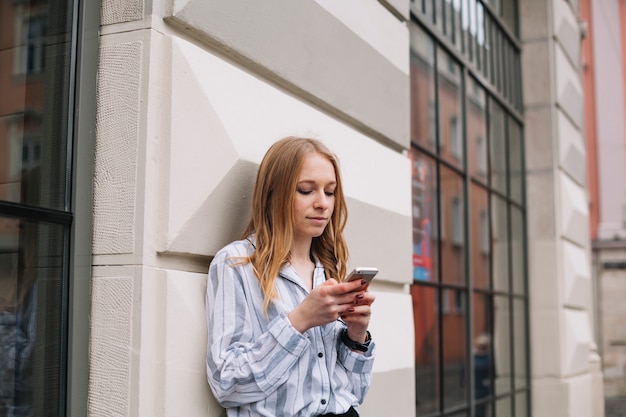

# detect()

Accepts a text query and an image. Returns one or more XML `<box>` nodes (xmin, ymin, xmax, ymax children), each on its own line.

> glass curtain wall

<box><xmin>410</xmin><ymin>0</ymin><xmax>528</xmax><ymax>416</ymax></box>
<box><xmin>0</xmin><ymin>0</ymin><xmax>77</xmax><ymax>415</ymax></box>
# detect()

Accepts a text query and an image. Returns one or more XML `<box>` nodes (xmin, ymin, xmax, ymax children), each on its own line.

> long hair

<box><xmin>241</xmin><ymin>136</ymin><xmax>349</xmax><ymax>313</ymax></box>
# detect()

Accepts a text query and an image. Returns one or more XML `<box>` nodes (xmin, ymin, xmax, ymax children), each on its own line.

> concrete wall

<box><xmin>520</xmin><ymin>0</ymin><xmax>604</xmax><ymax>416</ymax></box>
<box><xmin>89</xmin><ymin>0</ymin><xmax>415</xmax><ymax>416</ymax></box>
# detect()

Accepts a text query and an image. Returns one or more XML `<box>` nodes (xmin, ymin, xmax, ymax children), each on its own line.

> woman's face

<box><xmin>292</xmin><ymin>153</ymin><xmax>336</xmax><ymax>242</ymax></box>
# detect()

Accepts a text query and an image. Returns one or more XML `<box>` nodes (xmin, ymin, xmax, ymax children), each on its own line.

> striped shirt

<box><xmin>205</xmin><ymin>238</ymin><xmax>375</xmax><ymax>417</ymax></box>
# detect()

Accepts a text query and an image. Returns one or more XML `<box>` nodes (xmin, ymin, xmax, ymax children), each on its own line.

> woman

<box><xmin>205</xmin><ymin>137</ymin><xmax>376</xmax><ymax>417</ymax></box>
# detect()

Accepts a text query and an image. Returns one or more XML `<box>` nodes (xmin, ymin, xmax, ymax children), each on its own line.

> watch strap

<box><xmin>341</xmin><ymin>329</ymin><xmax>371</xmax><ymax>352</ymax></box>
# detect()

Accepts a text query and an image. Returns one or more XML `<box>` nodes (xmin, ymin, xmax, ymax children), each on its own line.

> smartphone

<box><xmin>346</xmin><ymin>267</ymin><xmax>378</xmax><ymax>284</ymax></box>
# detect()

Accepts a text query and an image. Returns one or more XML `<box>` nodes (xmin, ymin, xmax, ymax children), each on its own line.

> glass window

<box><xmin>467</xmin><ymin>76</ymin><xmax>488</xmax><ymax>182</ymax></box>
<box><xmin>491</xmin><ymin>195</ymin><xmax>509</xmax><ymax>292</ymax></box>
<box><xmin>443</xmin><ymin>288</ymin><xmax>467</xmax><ymax>410</ymax></box>
<box><xmin>509</xmin><ymin>118</ymin><xmax>524</xmax><ymax>205</ymax></box>
<box><xmin>493</xmin><ymin>295</ymin><xmax>511</xmax><ymax>395</ymax></box>
<box><xmin>411</xmin><ymin>25</ymin><xmax>437</xmax><ymax>154</ymax></box>
<box><xmin>410</xmin><ymin>3</ymin><xmax>527</xmax><ymax>415</ymax></box>
<box><xmin>1</xmin><ymin>1</ymin><xmax>73</xmax><ymax>211</ymax></box>
<box><xmin>516</xmin><ymin>391</ymin><xmax>529</xmax><ymax>417</ymax></box>
<box><xmin>411</xmin><ymin>149</ymin><xmax>439</xmax><ymax>283</ymax></box>
<box><xmin>511</xmin><ymin>206</ymin><xmax>525</xmax><ymax>295</ymax></box>
<box><xmin>472</xmin><ymin>293</ymin><xmax>494</xmax><ymax>413</ymax></box>
<box><xmin>438</xmin><ymin>48</ymin><xmax>464</xmax><ymax>170</ymax></box>
<box><xmin>0</xmin><ymin>217</ymin><xmax>67</xmax><ymax>416</ymax></box>
<box><xmin>470</xmin><ymin>184</ymin><xmax>490</xmax><ymax>289</ymax></box>
<box><xmin>490</xmin><ymin>100</ymin><xmax>507</xmax><ymax>195</ymax></box>
<box><xmin>441</xmin><ymin>166</ymin><xmax>465</xmax><ymax>285</ymax></box>
<box><xmin>412</xmin><ymin>285</ymin><xmax>440</xmax><ymax>415</ymax></box>
<box><xmin>0</xmin><ymin>0</ymin><xmax>80</xmax><ymax>414</ymax></box>
<box><xmin>513</xmin><ymin>298</ymin><xmax>528</xmax><ymax>390</ymax></box>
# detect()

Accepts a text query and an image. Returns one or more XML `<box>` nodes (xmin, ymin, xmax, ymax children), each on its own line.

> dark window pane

<box><xmin>441</xmin><ymin>166</ymin><xmax>465</xmax><ymax>285</ymax></box>
<box><xmin>410</xmin><ymin>26</ymin><xmax>437</xmax><ymax>153</ymax></box>
<box><xmin>493</xmin><ymin>295</ymin><xmax>511</xmax><ymax>395</ymax></box>
<box><xmin>472</xmin><ymin>293</ymin><xmax>494</xmax><ymax>406</ymax></box>
<box><xmin>412</xmin><ymin>285</ymin><xmax>440</xmax><ymax>414</ymax></box>
<box><xmin>438</xmin><ymin>48</ymin><xmax>464</xmax><ymax>170</ymax></box>
<box><xmin>491</xmin><ymin>195</ymin><xmax>509</xmax><ymax>292</ymax></box>
<box><xmin>513</xmin><ymin>298</ymin><xmax>528</xmax><ymax>390</ymax></box>
<box><xmin>0</xmin><ymin>2</ymin><xmax>73</xmax><ymax>211</ymax></box>
<box><xmin>467</xmin><ymin>76</ymin><xmax>488</xmax><ymax>182</ymax></box>
<box><xmin>509</xmin><ymin>118</ymin><xmax>523</xmax><ymax>204</ymax></box>
<box><xmin>511</xmin><ymin>206</ymin><xmax>525</xmax><ymax>295</ymax></box>
<box><xmin>489</xmin><ymin>100</ymin><xmax>507</xmax><ymax>195</ymax></box>
<box><xmin>0</xmin><ymin>217</ymin><xmax>66</xmax><ymax>416</ymax></box>
<box><xmin>411</xmin><ymin>149</ymin><xmax>439</xmax><ymax>282</ymax></box>
<box><xmin>443</xmin><ymin>289</ymin><xmax>467</xmax><ymax>409</ymax></box>
<box><xmin>470</xmin><ymin>184</ymin><xmax>490</xmax><ymax>289</ymax></box>
<box><xmin>475</xmin><ymin>401</ymin><xmax>492</xmax><ymax>417</ymax></box>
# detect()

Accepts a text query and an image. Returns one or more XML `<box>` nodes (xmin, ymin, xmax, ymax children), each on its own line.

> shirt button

<box><xmin>321</xmin><ymin>399</ymin><xmax>327</xmax><ymax>405</ymax></box>
<box><xmin>318</xmin><ymin>352</ymin><xmax>323</xmax><ymax>358</ymax></box>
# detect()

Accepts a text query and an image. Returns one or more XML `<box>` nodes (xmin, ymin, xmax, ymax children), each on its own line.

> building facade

<box><xmin>0</xmin><ymin>0</ymin><xmax>607</xmax><ymax>416</ymax></box>
<box><xmin>580</xmin><ymin>0</ymin><xmax>626</xmax><ymax>412</ymax></box>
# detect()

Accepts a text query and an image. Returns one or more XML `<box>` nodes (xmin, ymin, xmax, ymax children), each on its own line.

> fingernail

<box><xmin>356</xmin><ymin>294</ymin><xmax>364</xmax><ymax>299</ymax></box>
<box><xmin>348</xmin><ymin>308</ymin><xmax>355</xmax><ymax>313</ymax></box>
<box><xmin>361</xmin><ymin>279</ymin><xmax>367</xmax><ymax>285</ymax></box>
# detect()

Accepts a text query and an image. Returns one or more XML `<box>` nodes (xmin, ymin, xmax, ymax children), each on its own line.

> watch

<box><xmin>341</xmin><ymin>329</ymin><xmax>372</xmax><ymax>352</ymax></box>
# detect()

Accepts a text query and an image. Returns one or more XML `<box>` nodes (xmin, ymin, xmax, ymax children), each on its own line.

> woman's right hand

<box><xmin>287</xmin><ymin>278</ymin><xmax>367</xmax><ymax>333</ymax></box>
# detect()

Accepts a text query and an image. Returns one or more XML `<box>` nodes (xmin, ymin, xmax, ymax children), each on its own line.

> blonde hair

<box><xmin>241</xmin><ymin>136</ymin><xmax>349</xmax><ymax>313</ymax></box>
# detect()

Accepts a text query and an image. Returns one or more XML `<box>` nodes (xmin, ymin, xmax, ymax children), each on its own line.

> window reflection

<box><xmin>467</xmin><ymin>76</ymin><xmax>488</xmax><ymax>181</ymax></box>
<box><xmin>412</xmin><ymin>285</ymin><xmax>440</xmax><ymax>414</ymax></box>
<box><xmin>493</xmin><ymin>296</ymin><xmax>511</xmax><ymax>395</ymax></box>
<box><xmin>0</xmin><ymin>1</ymin><xmax>72</xmax><ymax>210</ymax></box>
<box><xmin>472</xmin><ymin>293</ymin><xmax>493</xmax><ymax>417</ymax></box>
<box><xmin>443</xmin><ymin>288</ymin><xmax>467</xmax><ymax>410</ymax></box>
<box><xmin>511</xmin><ymin>207</ymin><xmax>525</xmax><ymax>295</ymax></box>
<box><xmin>491</xmin><ymin>195</ymin><xmax>509</xmax><ymax>292</ymax></box>
<box><xmin>0</xmin><ymin>217</ymin><xmax>65</xmax><ymax>416</ymax></box>
<box><xmin>470</xmin><ymin>184</ymin><xmax>490</xmax><ymax>289</ymax></box>
<box><xmin>438</xmin><ymin>48</ymin><xmax>464</xmax><ymax>170</ymax></box>
<box><xmin>441</xmin><ymin>166</ymin><xmax>465</xmax><ymax>285</ymax></box>
<box><xmin>410</xmin><ymin>25</ymin><xmax>437</xmax><ymax>153</ymax></box>
<box><xmin>513</xmin><ymin>298</ymin><xmax>527</xmax><ymax>390</ymax></box>
<box><xmin>489</xmin><ymin>101</ymin><xmax>507</xmax><ymax>195</ymax></box>
<box><xmin>509</xmin><ymin>119</ymin><xmax>523</xmax><ymax>205</ymax></box>
<box><xmin>411</xmin><ymin>149</ymin><xmax>439</xmax><ymax>282</ymax></box>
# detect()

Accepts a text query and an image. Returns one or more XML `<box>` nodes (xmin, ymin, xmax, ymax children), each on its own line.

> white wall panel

<box><xmin>557</xmin><ymin>110</ymin><xmax>586</xmax><ymax>186</ymax></box>
<box><xmin>314</xmin><ymin>0</ymin><xmax>409</xmax><ymax>72</ymax></box>
<box><xmin>560</xmin><ymin>172</ymin><xmax>590</xmax><ymax>246</ymax></box>
<box><xmin>561</xmin><ymin>240</ymin><xmax>591</xmax><ymax>309</ymax></box>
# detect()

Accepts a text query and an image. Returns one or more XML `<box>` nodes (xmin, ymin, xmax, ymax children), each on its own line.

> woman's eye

<box><xmin>297</xmin><ymin>189</ymin><xmax>312</xmax><ymax>195</ymax></box>
<box><xmin>325</xmin><ymin>191</ymin><xmax>335</xmax><ymax>197</ymax></box>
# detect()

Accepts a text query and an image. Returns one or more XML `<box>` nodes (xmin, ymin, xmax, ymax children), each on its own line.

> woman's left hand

<box><xmin>340</xmin><ymin>289</ymin><xmax>375</xmax><ymax>343</ymax></box>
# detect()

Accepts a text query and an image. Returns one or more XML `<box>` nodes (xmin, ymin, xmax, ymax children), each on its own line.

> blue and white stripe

<box><xmin>206</xmin><ymin>239</ymin><xmax>375</xmax><ymax>417</ymax></box>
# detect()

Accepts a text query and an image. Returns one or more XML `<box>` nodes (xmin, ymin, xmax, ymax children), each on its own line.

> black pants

<box><xmin>319</xmin><ymin>406</ymin><xmax>359</xmax><ymax>417</ymax></box>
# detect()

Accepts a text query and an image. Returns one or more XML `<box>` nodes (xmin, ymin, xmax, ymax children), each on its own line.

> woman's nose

<box><xmin>315</xmin><ymin>193</ymin><xmax>329</xmax><ymax>209</ymax></box>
